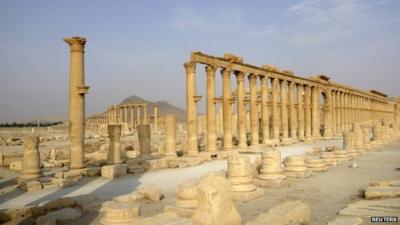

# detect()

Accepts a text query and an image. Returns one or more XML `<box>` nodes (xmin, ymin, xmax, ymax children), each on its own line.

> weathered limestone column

<box><xmin>143</xmin><ymin>104</ymin><xmax>148</xmax><ymax>124</ymax></box>
<box><xmin>311</xmin><ymin>86</ymin><xmax>320</xmax><ymax>138</ymax></box>
<box><xmin>344</xmin><ymin>93</ymin><xmax>349</xmax><ymax>131</ymax></box>
<box><xmin>260</xmin><ymin>76</ymin><xmax>270</xmax><ymax>144</ymax></box>
<box><xmin>136</xmin><ymin>106</ymin><xmax>141</xmax><ymax>125</ymax></box>
<box><xmin>164</xmin><ymin>114</ymin><xmax>177</xmax><ymax>156</ymax></box>
<box><xmin>297</xmin><ymin>84</ymin><xmax>305</xmax><ymax>141</ymax></box>
<box><xmin>249</xmin><ymin>74</ymin><xmax>259</xmax><ymax>146</ymax></box>
<box><xmin>153</xmin><ymin>104</ymin><xmax>158</xmax><ymax>132</ymax></box>
<box><xmin>281</xmin><ymin>80</ymin><xmax>290</xmax><ymax>145</ymax></box>
<box><xmin>336</xmin><ymin>92</ymin><xmax>342</xmax><ymax>134</ymax></box>
<box><xmin>138</xmin><ymin>124</ymin><xmax>151</xmax><ymax>157</ymax></box>
<box><xmin>289</xmin><ymin>81</ymin><xmax>297</xmax><ymax>142</ymax></box>
<box><xmin>124</xmin><ymin>106</ymin><xmax>128</xmax><ymax>123</ymax></box>
<box><xmin>19</xmin><ymin>135</ymin><xmax>42</xmax><ymax>180</ymax></box>
<box><xmin>304</xmin><ymin>85</ymin><xmax>312</xmax><ymax>142</ymax></box>
<box><xmin>118</xmin><ymin>106</ymin><xmax>123</xmax><ymax>124</ymax></box>
<box><xmin>324</xmin><ymin>89</ymin><xmax>333</xmax><ymax>138</ymax></box>
<box><xmin>235</xmin><ymin>71</ymin><xmax>247</xmax><ymax>148</ymax></box>
<box><xmin>64</xmin><ymin>36</ymin><xmax>89</xmax><ymax>170</ymax></box>
<box><xmin>107</xmin><ymin>125</ymin><xmax>122</xmax><ymax>164</ymax></box>
<box><xmin>271</xmin><ymin>78</ymin><xmax>280</xmax><ymax>144</ymax></box>
<box><xmin>206</xmin><ymin>65</ymin><xmax>217</xmax><ymax>152</ymax></box>
<box><xmin>184</xmin><ymin>62</ymin><xmax>198</xmax><ymax>155</ymax></box>
<box><xmin>332</xmin><ymin>91</ymin><xmax>337</xmax><ymax>136</ymax></box>
<box><xmin>130</xmin><ymin>106</ymin><xmax>134</xmax><ymax>126</ymax></box>
<box><xmin>222</xmin><ymin>68</ymin><xmax>233</xmax><ymax>150</ymax></box>
<box><xmin>341</xmin><ymin>92</ymin><xmax>346</xmax><ymax>132</ymax></box>
<box><xmin>257</xmin><ymin>150</ymin><xmax>286</xmax><ymax>187</ymax></box>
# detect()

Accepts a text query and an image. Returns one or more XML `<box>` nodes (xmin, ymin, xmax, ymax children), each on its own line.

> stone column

<box><xmin>107</xmin><ymin>125</ymin><xmax>122</xmax><ymax>164</ymax></box>
<box><xmin>332</xmin><ymin>91</ymin><xmax>337</xmax><ymax>136</ymax></box>
<box><xmin>205</xmin><ymin>66</ymin><xmax>217</xmax><ymax>152</ymax></box>
<box><xmin>249</xmin><ymin>74</ymin><xmax>259</xmax><ymax>146</ymax></box>
<box><xmin>138</xmin><ymin>124</ymin><xmax>151</xmax><ymax>157</ymax></box>
<box><xmin>19</xmin><ymin>135</ymin><xmax>42</xmax><ymax>180</ymax></box>
<box><xmin>289</xmin><ymin>81</ymin><xmax>297</xmax><ymax>143</ymax></box>
<box><xmin>64</xmin><ymin>36</ymin><xmax>89</xmax><ymax>170</ymax></box>
<box><xmin>344</xmin><ymin>93</ymin><xmax>349</xmax><ymax>131</ymax></box>
<box><xmin>143</xmin><ymin>104</ymin><xmax>148</xmax><ymax>124</ymax></box>
<box><xmin>340</xmin><ymin>92</ymin><xmax>345</xmax><ymax>132</ymax></box>
<box><xmin>124</xmin><ymin>106</ymin><xmax>128</xmax><ymax>123</ymax></box>
<box><xmin>137</xmin><ymin>106</ymin><xmax>141</xmax><ymax>125</ymax></box>
<box><xmin>153</xmin><ymin>104</ymin><xmax>158</xmax><ymax>132</ymax></box>
<box><xmin>235</xmin><ymin>71</ymin><xmax>247</xmax><ymax>148</ymax></box>
<box><xmin>271</xmin><ymin>77</ymin><xmax>280</xmax><ymax>144</ymax></box>
<box><xmin>281</xmin><ymin>80</ymin><xmax>290</xmax><ymax>145</ymax></box>
<box><xmin>130</xmin><ymin>106</ymin><xmax>134</xmax><ymax>126</ymax></box>
<box><xmin>297</xmin><ymin>84</ymin><xmax>305</xmax><ymax>141</ymax></box>
<box><xmin>164</xmin><ymin>114</ymin><xmax>176</xmax><ymax>156</ymax></box>
<box><xmin>261</xmin><ymin>76</ymin><xmax>270</xmax><ymax>144</ymax></box>
<box><xmin>222</xmin><ymin>68</ymin><xmax>233</xmax><ymax>150</ymax></box>
<box><xmin>304</xmin><ymin>85</ymin><xmax>312</xmax><ymax>142</ymax></box>
<box><xmin>324</xmin><ymin>89</ymin><xmax>333</xmax><ymax>138</ymax></box>
<box><xmin>184</xmin><ymin>62</ymin><xmax>198</xmax><ymax>155</ymax></box>
<box><xmin>311</xmin><ymin>86</ymin><xmax>320</xmax><ymax>138</ymax></box>
<box><xmin>336</xmin><ymin>92</ymin><xmax>341</xmax><ymax>134</ymax></box>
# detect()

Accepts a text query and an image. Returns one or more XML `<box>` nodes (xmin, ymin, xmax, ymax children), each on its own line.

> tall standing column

<box><xmin>143</xmin><ymin>104</ymin><xmax>148</xmax><ymax>124</ymax></box>
<box><xmin>261</xmin><ymin>76</ymin><xmax>270</xmax><ymax>144</ymax></box>
<box><xmin>107</xmin><ymin>125</ymin><xmax>122</xmax><ymax>165</ymax></box>
<box><xmin>184</xmin><ymin>62</ymin><xmax>198</xmax><ymax>155</ymax></box>
<box><xmin>64</xmin><ymin>36</ymin><xmax>89</xmax><ymax>170</ymax></box>
<box><xmin>235</xmin><ymin>71</ymin><xmax>247</xmax><ymax>148</ymax></box>
<box><xmin>271</xmin><ymin>78</ymin><xmax>280</xmax><ymax>144</ymax></box>
<box><xmin>332</xmin><ymin>91</ymin><xmax>337</xmax><ymax>136</ymax></box>
<box><xmin>221</xmin><ymin>68</ymin><xmax>233</xmax><ymax>150</ymax></box>
<box><xmin>336</xmin><ymin>92</ymin><xmax>341</xmax><ymax>134</ymax></box>
<box><xmin>137</xmin><ymin>106</ymin><xmax>141</xmax><ymax>125</ymax></box>
<box><xmin>344</xmin><ymin>93</ymin><xmax>349</xmax><ymax>131</ymax></box>
<box><xmin>249</xmin><ymin>74</ymin><xmax>259</xmax><ymax>146</ymax></box>
<box><xmin>311</xmin><ymin>86</ymin><xmax>320</xmax><ymax>138</ymax></box>
<box><xmin>281</xmin><ymin>80</ymin><xmax>290</xmax><ymax>145</ymax></box>
<box><xmin>289</xmin><ymin>81</ymin><xmax>297</xmax><ymax>143</ymax></box>
<box><xmin>324</xmin><ymin>89</ymin><xmax>333</xmax><ymax>138</ymax></box>
<box><xmin>164</xmin><ymin>114</ymin><xmax>177</xmax><ymax>156</ymax></box>
<box><xmin>297</xmin><ymin>84</ymin><xmax>304</xmax><ymax>141</ymax></box>
<box><xmin>153</xmin><ymin>104</ymin><xmax>158</xmax><ymax>132</ymax></box>
<box><xmin>304</xmin><ymin>85</ymin><xmax>312</xmax><ymax>142</ymax></box>
<box><xmin>130</xmin><ymin>106</ymin><xmax>134</xmax><ymax>126</ymax></box>
<box><xmin>206</xmin><ymin>65</ymin><xmax>217</xmax><ymax>152</ymax></box>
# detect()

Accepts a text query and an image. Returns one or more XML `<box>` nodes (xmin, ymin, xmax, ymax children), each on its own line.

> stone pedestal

<box><xmin>320</xmin><ymin>152</ymin><xmax>337</xmax><ymax>166</ymax></box>
<box><xmin>100</xmin><ymin>201</ymin><xmax>140</xmax><ymax>225</ymax></box>
<box><xmin>362</xmin><ymin>127</ymin><xmax>373</xmax><ymax>150</ymax></box>
<box><xmin>305</xmin><ymin>157</ymin><xmax>327</xmax><ymax>172</ymax></box>
<box><xmin>343</xmin><ymin>131</ymin><xmax>360</xmax><ymax>159</ymax></box>
<box><xmin>64</xmin><ymin>36</ymin><xmax>88</xmax><ymax>170</ymax></box>
<box><xmin>164</xmin><ymin>114</ymin><xmax>177</xmax><ymax>156</ymax></box>
<box><xmin>228</xmin><ymin>154</ymin><xmax>264</xmax><ymax>201</ymax></box>
<box><xmin>333</xmin><ymin>149</ymin><xmax>349</xmax><ymax>163</ymax></box>
<box><xmin>138</xmin><ymin>124</ymin><xmax>151</xmax><ymax>156</ymax></box>
<box><xmin>19</xmin><ymin>135</ymin><xmax>42</xmax><ymax>181</ymax></box>
<box><xmin>108</xmin><ymin>125</ymin><xmax>122</xmax><ymax>165</ymax></box>
<box><xmin>284</xmin><ymin>155</ymin><xmax>310</xmax><ymax>178</ymax></box>
<box><xmin>257</xmin><ymin>150</ymin><xmax>286</xmax><ymax>187</ymax></box>
<box><xmin>353</xmin><ymin>124</ymin><xmax>366</xmax><ymax>154</ymax></box>
<box><xmin>165</xmin><ymin>178</ymin><xmax>199</xmax><ymax>218</ymax></box>
<box><xmin>101</xmin><ymin>164</ymin><xmax>127</xmax><ymax>179</ymax></box>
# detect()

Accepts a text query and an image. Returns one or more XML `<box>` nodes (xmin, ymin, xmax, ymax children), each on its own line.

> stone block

<box><xmin>81</xmin><ymin>167</ymin><xmax>101</xmax><ymax>177</ymax></box>
<box><xmin>101</xmin><ymin>164</ymin><xmax>127</xmax><ymax>179</ymax></box>
<box><xmin>100</xmin><ymin>201</ymin><xmax>141</xmax><ymax>225</ymax></box>
<box><xmin>365</xmin><ymin>186</ymin><xmax>400</xmax><ymax>199</ymax></box>
<box><xmin>52</xmin><ymin>177</ymin><xmax>80</xmax><ymax>188</ymax></box>
<box><xmin>42</xmin><ymin>197</ymin><xmax>77</xmax><ymax>212</ymax></box>
<box><xmin>128</xmin><ymin>164</ymin><xmax>145</xmax><ymax>174</ymax></box>
<box><xmin>113</xmin><ymin>192</ymin><xmax>144</xmax><ymax>203</ymax></box>
<box><xmin>133</xmin><ymin>212</ymin><xmax>193</xmax><ymax>225</ymax></box>
<box><xmin>36</xmin><ymin>208</ymin><xmax>82</xmax><ymax>225</ymax></box>
<box><xmin>245</xmin><ymin>201</ymin><xmax>310</xmax><ymax>225</ymax></box>
<box><xmin>143</xmin><ymin>159</ymin><xmax>168</xmax><ymax>171</ymax></box>
<box><xmin>19</xmin><ymin>180</ymin><xmax>42</xmax><ymax>192</ymax></box>
<box><xmin>339</xmin><ymin>198</ymin><xmax>400</xmax><ymax>217</ymax></box>
<box><xmin>138</xmin><ymin>184</ymin><xmax>162</xmax><ymax>202</ymax></box>
<box><xmin>9</xmin><ymin>160</ymin><xmax>22</xmax><ymax>171</ymax></box>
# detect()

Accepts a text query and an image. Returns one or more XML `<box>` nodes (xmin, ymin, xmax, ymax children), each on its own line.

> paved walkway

<box><xmin>0</xmin><ymin>139</ymin><xmax>342</xmax><ymax>210</ymax></box>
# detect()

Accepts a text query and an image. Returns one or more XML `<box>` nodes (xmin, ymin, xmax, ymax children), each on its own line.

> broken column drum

<box><xmin>19</xmin><ymin>135</ymin><xmax>42</xmax><ymax>180</ymax></box>
<box><xmin>164</xmin><ymin>114</ymin><xmax>177</xmax><ymax>156</ymax></box>
<box><xmin>138</xmin><ymin>124</ymin><xmax>151</xmax><ymax>156</ymax></box>
<box><xmin>108</xmin><ymin>124</ymin><xmax>122</xmax><ymax>165</ymax></box>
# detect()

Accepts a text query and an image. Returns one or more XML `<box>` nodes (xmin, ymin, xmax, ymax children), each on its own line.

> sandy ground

<box><xmin>0</xmin><ymin>139</ymin><xmax>399</xmax><ymax>225</ymax></box>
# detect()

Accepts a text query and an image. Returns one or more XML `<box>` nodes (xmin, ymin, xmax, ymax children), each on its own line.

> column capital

<box><xmin>64</xmin><ymin>36</ymin><xmax>86</xmax><ymax>52</ymax></box>
<box><xmin>247</xmin><ymin>73</ymin><xmax>257</xmax><ymax>80</ymax></box>
<box><xmin>205</xmin><ymin>65</ymin><xmax>217</xmax><ymax>75</ymax></box>
<box><xmin>234</xmin><ymin>71</ymin><xmax>245</xmax><ymax>81</ymax></box>
<box><xmin>221</xmin><ymin>67</ymin><xmax>232</xmax><ymax>76</ymax></box>
<box><xmin>184</xmin><ymin>61</ymin><xmax>196</xmax><ymax>73</ymax></box>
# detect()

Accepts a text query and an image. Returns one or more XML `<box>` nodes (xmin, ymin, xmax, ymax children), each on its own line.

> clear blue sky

<box><xmin>0</xmin><ymin>0</ymin><xmax>399</xmax><ymax>122</ymax></box>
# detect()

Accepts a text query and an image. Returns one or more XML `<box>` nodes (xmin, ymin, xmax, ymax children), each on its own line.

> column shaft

<box><xmin>184</xmin><ymin>62</ymin><xmax>198</xmax><ymax>155</ymax></box>
<box><xmin>297</xmin><ymin>84</ymin><xmax>304</xmax><ymax>141</ymax></box>
<box><xmin>249</xmin><ymin>74</ymin><xmax>259</xmax><ymax>145</ymax></box>
<box><xmin>235</xmin><ymin>72</ymin><xmax>247</xmax><ymax>148</ymax></box>
<box><xmin>289</xmin><ymin>81</ymin><xmax>297</xmax><ymax>142</ymax></box>
<box><xmin>206</xmin><ymin>65</ymin><xmax>217</xmax><ymax>151</ymax></box>
<box><xmin>261</xmin><ymin>76</ymin><xmax>270</xmax><ymax>144</ymax></box>
<box><xmin>222</xmin><ymin>68</ymin><xmax>233</xmax><ymax>150</ymax></box>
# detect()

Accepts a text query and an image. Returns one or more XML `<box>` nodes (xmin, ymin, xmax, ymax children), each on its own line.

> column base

<box><xmin>280</xmin><ymin>138</ymin><xmax>292</xmax><ymax>146</ymax></box>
